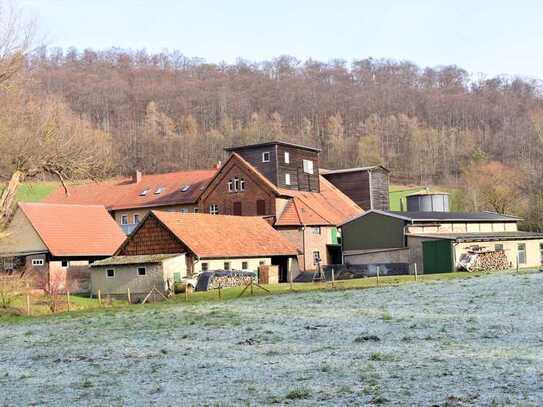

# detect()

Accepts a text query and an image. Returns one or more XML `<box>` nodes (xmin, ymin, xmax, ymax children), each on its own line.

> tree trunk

<box><xmin>0</xmin><ymin>170</ymin><xmax>24</xmax><ymax>225</ymax></box>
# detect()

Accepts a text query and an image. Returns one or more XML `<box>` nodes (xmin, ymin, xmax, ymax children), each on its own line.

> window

<box><xmin>137</xmin><ymin>267</ymin><xmax>146</xmax><ymax>276</ymax></box>
<box><xmin>139</xmin><ymin>189</ymin><xmax>150</xmax><ymax>196</ymax></box>
<box><xmin>233</xmin><ymin>177</ymin><xmax>240</xmax><ymax>191</ymax></box>
<box><xmin>256</xmin><ymin>200</ymin><xmax>266</xmax><ymax>216</ymax></box>
<box><xmin>262</xmin><ymin>152</ymin><xmax>271</xmax><ymax>162</ymax></box>
<box><xmin>285</xmin><ymin>173</ymin><xmax>291</xmax><ymax>185</ymax></box>
<box><xmin>242</xmin><ymin>261</ymin><xmax>248</xmax><ymax>270</ymax></box>
<box><xmin>209</xmin><ymin>204</ymin><xmax>219</xmax><ymax>215</ymax></box>
<box><xmin>32</xmin><ymin>259</ymin><xmax>44</xmax><ymax>266</ymax></box>
<box><xmin>106</xmin><ymin>269</ymin><xmax>115</xmax><ymax>278</ymax></box>
<box><xmin>61</xmin><ymin>260</ymin><xmax>69</xmax><ymax>268</ymax></box>
<box><xmin>311</xmin><ymin>226</ymin><xmax>321</xmax><ymax>235</ymax></box>
<box><xmin>134</xmin><ymin>214</ymin><xmax>140</xmax><ymax>224</ymax></box>
<box><xmin>313</xmin><ymin>251</ymin><xmax>321</xmax><ymax>265</ymax></box>
<box><xmin>121</xmin><ymin>215</ymin><xmax>129</xmax><ymax>225</ymax></box>
<box><xmin>180</xmin><ymin>208</ymin><xmax>189</xmax><ymax>213</ymax></box>
<box><xmin>284</xmin><ymin>151</ymin><xmax>290</xmax><ymax>164</ymax></box>
<box><xmin>224</xmin><ymin>262</ymin><xmax>231</xmax><ymax>271</ymax></box>
<box><xmin>193</xmin><ymin>207</ymin><xmax>199</xmax><ymax>213</ymax></box>
<box><xmin>181</xmin><ymin>185</ymin><xmax>191</xmax><ymax>192</ymax></box>
<box><xmin>201</xmin><ymin>262</ymin><xmax>209</xmax><ymax>272</ymax></box>
<box><xmin>303</xmin><ymin>159</ymin><xmax>314</xmax><ymax>174</ymax></box>
<box><xmin>2</xmin><ymin>257</ymin><xmax>14</xmax><ymax>271</ymax></box>
<box><xmin>495</xmin><ymin>244</ymin><xmax>503</xmax><ymax>251</ymax></box>
<box><xmin>517</xmin><ymin>243</ymin><xmax>526</xmax><ymax>265</ymax></box>
<box><xmin>259</xmin><ymin>261</ymin><xmax>265</xmax><ymax>266</ymax></box>
<box><xmin>239</xmin><ymin>178</ymin><xmax>245</xmax><ymax>191</ymax></box>
<box><xmin>155</xmin><ymin>187</ymin><xmax>165</xmax><ymax>194</ymax></box>
<box><xmin>227</xmin><ymin>180</ymin><xmax>233</xmax><ymax>192</ymax></box>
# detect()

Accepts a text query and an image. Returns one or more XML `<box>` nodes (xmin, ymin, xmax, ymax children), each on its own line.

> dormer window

<box><xmin>155</xmin><ymin>187</ymin><xmax>165</xmax><ymax>194</ymax></box>
<box><xmin>139</xmin><ymin>189</ymin><xmax>150</xmax><ymax>196</ymax></box>
<box><xmin>262</xmin><ymin>152</ymin><xmax>271</xmax><ymax>162</ymax></box>
<box><xmin>181</xmin><ymin>185</ymin><xmax>191</xmax><ymax>192</ymax></box>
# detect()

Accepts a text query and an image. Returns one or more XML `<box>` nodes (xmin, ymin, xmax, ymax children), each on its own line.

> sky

<box><xmin>19</xmin><ymin>0</ymin><xmax>543</xmax><ymax>79</ymax></box>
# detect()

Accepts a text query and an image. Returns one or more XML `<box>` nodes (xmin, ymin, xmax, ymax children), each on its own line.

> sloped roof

<box><xmin>44</xmin><ymin>169</ymin><xmax>217</xmax><ymax>210</ymax></box>
<box><xmin>275</xmin><ymin>177</ymin><xmax>363</xmax><ymax>226</ymax></box>
<box><xmin>407</xmin><ymin>231</ymin><xmax>543</xmax><ymax>242</ymax></box>
<box><xmin>92</xmin><ymin>254</ymin><xmax>181</xmax><ymax>267</ymax></box>
<box><xmin>151</xmin><ymin>211</ymin><xmax>298</xmax><ymax>258</ymax></box>
<box><xmin>225</xmin><ymin>140</ymin><xmax>320</xmax><ymax>153</ymax></box>
<box><xmin>388</xmin><ymin>211</ymin><xmax>520</xmax><ymax>221</ymax></box>
<box><xmin>320</xmin><ymin>165</ymin><xmax>390</xmax><ymax>174</ymax></box>
<box><xmin>18</xmin><ymin>203</ymin><xmax>125</xmax><ymax>257</ymax></box>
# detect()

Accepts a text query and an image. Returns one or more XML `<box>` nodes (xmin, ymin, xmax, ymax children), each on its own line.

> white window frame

<box><xmin>233</xmin><ymin>177</ymin><xmax>239</xmax><ymax>191</ymax></box>
<box><xmin>209</xmin><ymin>204</ymin><xmax>219</xmax><ymax>215</ymax></box>
<box><xmin>32</xmin><ymin>259</ymin><xmax>44</xmax><ymax>266</ymax></box>
<box><xmin>313</xmin><ymin>251</ymin><xmax>321</xmax><ymax>265</ymax></box>
<box><xmin>262</xmin><ymin>152</ymin><xmax>271</xmax><ymax>162</ymax></box>
<box><xmin>311</xmin><ymin>226</ymin><xmax>321</xmax><ymax>235</ymax></box>
<box><xmin>303</xmin><ymin>159</ymin><xmax>314</xmax><ymax>174</ymax></box>
<box><xmin>517</xmin><ymin>243</ymin><xmax>527</xmax><ymax>265</ymax></box>
<box><xmin>133</xmin><ymin>214</ymin><xmax>140</xmax><ymax>224</ymax></box>
<box><xmin>120</xmin><ymin>215</ymin><xmax>129</xmax><ymax>225</ymax></box>
<box><xmin>106</xmin><ymin>269</ymin><xmax>115</xmax><ymax>278</ymax></box>
<box><xmin>137</xmin><ymin>267</ymin><xmax>146</xmax><ymax>276</ymax></box>
<box><xmin>180</xmin><ymin>207</ymin><xmax>189</xmax><ymax>213</ymax></box>
<box><xmin>239</xmin><ymin>178</ymin><xmax>245</xmax><ymax>191</ymax></box>
<box><xmin>193</xmin><ymin>207</ymin><xmax>199</xmax><ymax>213</ymax></box>
<box><xmin>227</xmin><ymin>180</ymin><xmax>233</xmax><ymax>192</ymax></box>
<box><xmin>284</xmin><ymin>151</ymin><xmax>290</xmax><ymax>164</ymax></box>
<box><xmin>285</xmin><ymin>173</ymin><xmax>291</xmax><ymax>185</ymax></box>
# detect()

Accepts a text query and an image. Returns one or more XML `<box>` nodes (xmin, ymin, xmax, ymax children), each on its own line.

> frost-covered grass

<box><xmin>1</xmin><ymin>271</ymin><xmax>543</xmax><ymax>406</ymax></box>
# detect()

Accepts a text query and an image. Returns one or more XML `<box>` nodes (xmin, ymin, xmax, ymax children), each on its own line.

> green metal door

<box><xmin>422</xmin><ymin>240</ymin><xmax>453</xmax><ymax>274</ymax></box>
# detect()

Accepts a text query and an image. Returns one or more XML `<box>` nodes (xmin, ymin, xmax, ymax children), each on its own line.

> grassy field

<box><xmin>389</xmin><ymin>184</ymin><xmax>463</xmax><ymax>211</ymax></box>
<box><xmin>0</xmin><ymin>270</ymin><xmax>541</xmax><ymax>405</ymax></box>
<box><xmin>0</xmin><ymin>181</ymin><xmax>58</xmax><ymax>204</ymax></box>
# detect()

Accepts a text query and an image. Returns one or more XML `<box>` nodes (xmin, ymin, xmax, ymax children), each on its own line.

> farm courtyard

<box><xmin>1</xmin><ymin>272</ymin><xmax>543</xmax><ymax>406</ymax></box>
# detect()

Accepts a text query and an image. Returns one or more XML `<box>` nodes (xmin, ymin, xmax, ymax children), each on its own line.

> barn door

<box><xmin>422</xmin><ymin>240</ymin><xmax>453</xmax><ymax>274</ymax></box>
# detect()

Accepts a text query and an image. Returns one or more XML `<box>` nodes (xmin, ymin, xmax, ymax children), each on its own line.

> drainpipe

<box><xmin>302</xmin><ymin>226</ymin><xmax>306</xmax><ymax>272</ymax></box>
<box><xmin>368</xmin><ymin>169</ymin><xmax>374</xmax><ymax>210</ymax></box>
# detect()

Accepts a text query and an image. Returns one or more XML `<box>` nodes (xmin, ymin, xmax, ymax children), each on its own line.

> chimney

<box><xmin>213</xmin><ymin>161</ymin><xmax>222</xmax><ymax>171</ymax></box>
<box><xmin>132</xmin><ymin>170</ymin><xmax>142</xmax><ymax>184</ymax></box>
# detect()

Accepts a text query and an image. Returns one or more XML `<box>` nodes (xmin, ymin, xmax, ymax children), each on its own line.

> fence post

<box><xmin>376</xmin><ymin>267</ymin><xmax>380</xmax><ymax>287</ymax></box>
<box><xmin>331</xmin><ymin>268</ymin><xmax>336</xmax><ymax>289</ymax></box>
<box><xmin>98</xmin><ymin>289</ymin><xmax>102</xmax><ymax>306</ymax></box>
<box><xmin>26</xmin><ymin>294</ymin><xmax>31</xmax><ymax>316</ymax></box>
<box><xmin>67</xmin><ymin>291</ymin><xmax>71</xmax><ymax>312</ymax></box>
<box><xmin>184</xmin><ymin>285</ymin><xmax>188</xmax><ymax>302</ymax></box>
<box><xmin>289</xmin><ymin>267</ymin><xmax>293</xmax><ymax>291</ymax></box>
<box><xmin>127</xmin><ymin>288</ymin><xmax>131</xmax><ymax>304</ymax></box>
<box><xmin>516</xmin><ymin>254</ymin><xmax>519</xmax><ymax>272</ymax></box>
<box><xmin>218</xmin><ymin>284</ymin><xmax>222</xmax><ymax>299</ymax></box>
<box><xmin>414</xmin><ymin>263</ymin><xmax>418</xmax><ymax>281</ymax></box>
<box><xmin>250</xmin><ymin>280</ymin><xmax>254</xmax><ymax>296</ymax></box>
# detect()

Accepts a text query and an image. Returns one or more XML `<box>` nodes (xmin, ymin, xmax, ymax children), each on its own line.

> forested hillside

<box><xmin>28</xmin><ymin>49</ymin><xmax>543</xmax><ymax>185</ymax></box>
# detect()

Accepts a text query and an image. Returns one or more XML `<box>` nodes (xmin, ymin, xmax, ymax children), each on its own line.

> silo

<box><xmin>406</xmin><ymin>191</ymin><xmax>450</xmax><ymax>212</ymax></box>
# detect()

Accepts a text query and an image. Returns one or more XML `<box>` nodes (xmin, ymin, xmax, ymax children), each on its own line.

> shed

<box><xmin>90</xmin><ymin>254</ymin><xmax>185</xmax><ymax>298</ymax></box>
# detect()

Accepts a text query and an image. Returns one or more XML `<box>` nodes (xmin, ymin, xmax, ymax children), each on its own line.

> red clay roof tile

<box><xmin>19</xmin><ymin>203</ymin><xmax>126</xmax><ymax>257</ymax></box>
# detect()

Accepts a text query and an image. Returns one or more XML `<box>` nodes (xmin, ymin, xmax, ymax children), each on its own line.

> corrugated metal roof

<box><xmin>92</xmin><ymin>254</ymin><xmax>182</xmax><ymax>267</ymax></box>
<box><xmin>407</xmin><ymin>231</ymin><xmax>543</xmax><ymax>242</ymax></box>
<box><xmin>387</xmin><ymin>211</ymin><xmax>521</xmax><ymax>221</ymax></box>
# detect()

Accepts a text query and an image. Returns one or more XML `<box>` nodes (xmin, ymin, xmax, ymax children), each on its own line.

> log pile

<box><xmin>458</xmin><ymin>246</ymin><xmax>510</xmax><ymax>272</ymax></box>
<box><xmin>210</xmin><ymin>274</ymin><xmax>254</xmax><ymax>289</ymax></box>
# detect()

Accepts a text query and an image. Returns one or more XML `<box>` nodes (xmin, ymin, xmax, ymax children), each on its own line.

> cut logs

<box><xmin>458</xmin><ymin>246</ymin><xmax>510</xmax><ymax>272</ymax></box>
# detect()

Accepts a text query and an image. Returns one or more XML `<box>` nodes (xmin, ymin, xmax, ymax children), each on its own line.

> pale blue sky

<box><xmin>20</xmin><ymin>0</ymin><xmax>543</xmax><ymax>78</ymax></box>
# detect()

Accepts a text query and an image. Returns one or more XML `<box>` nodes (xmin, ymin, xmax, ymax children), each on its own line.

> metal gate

<box><xmin>422</xmin><ymin>240</ymin><xmax>453</xmax><ymax>274</ymax></box>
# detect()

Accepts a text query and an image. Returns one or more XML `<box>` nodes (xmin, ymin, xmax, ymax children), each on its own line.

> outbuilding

<box><xmin>113</xmin><ymin>211</ymin><xmax>300</xmax><ymax>282</ymax></box>
<box><xmin>90</xmin><ymin>254</ymin><xmax>185</xmax><ymax>299</ymax></box>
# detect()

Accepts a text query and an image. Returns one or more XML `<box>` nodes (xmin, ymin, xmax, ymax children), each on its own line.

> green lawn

<box><xmin>389</xmin><ymin>184</ymin><xmax>463</xmax><ymax>211</ymax></box>
<box><xmin>0</xmin><ymin>181</ymin><xmax>58</xmax><ymax>203</ymax></box>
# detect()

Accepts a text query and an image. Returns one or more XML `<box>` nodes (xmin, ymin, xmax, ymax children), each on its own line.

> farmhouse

<box><xmin>341</xmin><ymin>209</ymin><xmax>543</xmax><ymax>273</ymax></box>
<box><xmin>45</xmin><ymin>168</ymin><xmax>219</xmax><ymax>234</ymax></box>
<box><xmin>111</xmin><ymin>211</ymin><xmax>299</xmax><ymax>282</ymax></box>
<box><xmin>0</xmin><ymin>203</ymin><xmax>125</xmax><ymax>292</ymax></box>
<box><xmin>201</xmin><ymin>142</ymin><xmax>363</xmax><ymax>270</ymax></box>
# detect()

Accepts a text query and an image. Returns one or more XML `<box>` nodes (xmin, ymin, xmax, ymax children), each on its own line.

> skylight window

<box><xmin>155</xmin><ymin>187</ymin><xmax>165</xmax><ymax>194</ymax></box>
<box><xmin>139</xmin><ymin>189</ymin><xmax>150</xmax><ymax>196</ymax></box>
<box><xmin>181</xmin><ymin>185</ymin><xmax>191</xmax><ymax>192</ymax></box>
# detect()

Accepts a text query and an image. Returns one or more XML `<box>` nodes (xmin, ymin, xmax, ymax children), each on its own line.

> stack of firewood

<box><xmin>210</xmin><ymin>273</ymin><xmax>254</xmax><ymax>289</ymax></box>
<box><xmin>460</xmin><ymin>249</ymin><xmax>510</xmax><ymax>272</ymax></box>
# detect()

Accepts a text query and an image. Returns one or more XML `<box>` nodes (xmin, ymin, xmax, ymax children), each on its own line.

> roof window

<box><xmin>181</xmin><ymin>185</ymin><xmax>191</xmax><ymax>192</ymax></box>
<box><xmin>139</xmin><ymin>189</ymin><xmax>150</xmax><ymax>196</ymax></box>
<box><xmin>155</xmin><ymin>187</ymin><xmax>165</xmax><ymax>194</ymax></box>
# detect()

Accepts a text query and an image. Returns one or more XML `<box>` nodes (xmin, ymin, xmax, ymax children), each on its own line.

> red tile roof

<box><xmin>275</xmin><ymin>177</ymin><xmax>363</xmax><ymax>226</ymax></box>
<box><xmin>151</xmin><ymin>211</ymin><xmax>298</xmax><ymax>258</ymax></box>
<box><xmin>19</xmin><ymin>203</ymin><xmax>126</xmax><ymax>257</ymax></box>
<box><xmin>44</xmin><ymin>169</ymin><xmax>217</xmax><ymax>210</ymax></box>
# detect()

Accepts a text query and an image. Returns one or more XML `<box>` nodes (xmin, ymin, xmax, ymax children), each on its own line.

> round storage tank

<box><xmin>406</xmin><ymin>192</ymin><xmax>449</xmax><ymax>212</ymax></box>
